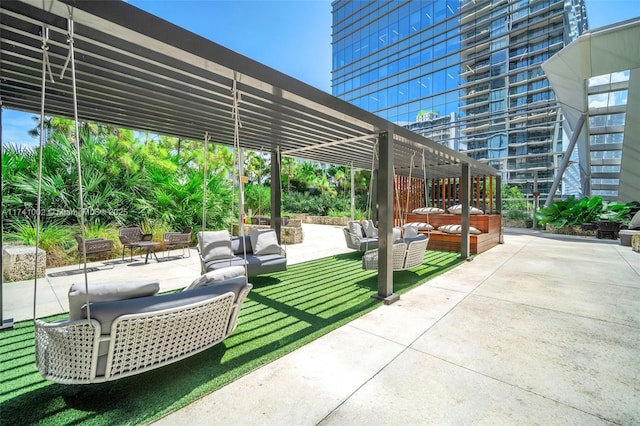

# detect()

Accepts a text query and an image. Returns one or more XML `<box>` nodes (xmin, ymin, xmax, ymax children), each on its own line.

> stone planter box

<box><xmin>233</xmin><ymin>224</ymin><xmax>303</xmax><ymax>245</ymax></box>
<box><xmin>2</xmin><ymin>245</ymin><xmax>46</xmax><ymax>282</ymax></box>
<box><xmin>632</xmin><ymin>234</ymin><xmax>640</xmax><ymax>252</ymax></box>
<box><xmin>292</xmin><ymin>214</ymin><xmax>350</xmax><ymax>226</ymax></box>
<box><xmin>544</xmin><ymin>224</ymin><xmax>596</xmax><ymax>237</ymax></box>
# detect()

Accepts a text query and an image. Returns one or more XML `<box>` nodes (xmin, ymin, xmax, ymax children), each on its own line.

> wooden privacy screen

<box><xmin>393</xmin><ymin>175</ymin><xmax>496</xmax><ymax>225</ymax></box>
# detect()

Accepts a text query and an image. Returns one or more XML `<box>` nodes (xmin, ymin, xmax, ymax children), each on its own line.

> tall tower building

<box><xmin>331</xmin><ymin>0</ymin><xmax>588</xmax><ymax>197</ymax></box>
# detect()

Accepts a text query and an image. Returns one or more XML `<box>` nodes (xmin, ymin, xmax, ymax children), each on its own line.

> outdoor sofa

<box><xmin>198</xmin><ymin>229</ymin><xmax>287</xmax><ymax>277</ymax></box>
<box><xmin>35</xmin><ymin>267</ymin><xmax>252</xmax><ymax>384</ymax></box>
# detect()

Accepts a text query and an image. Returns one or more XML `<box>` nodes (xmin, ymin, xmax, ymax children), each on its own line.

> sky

<box><xmin>2</xmin><ymin>0</ymin><xmax>639</xmax><ymax>147</ymax></box>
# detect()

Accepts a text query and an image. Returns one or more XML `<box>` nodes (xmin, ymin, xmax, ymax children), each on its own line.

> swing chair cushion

<box><xmin>249</xmin><ymin>229</ymin><xmax>282</xmax><ymax>255</ymax></box>
<box><xmin>412</xmin><ymin>207</ymin><xmax>445</xmax><ymax>214</ymax></box>
<box><xmin>439</xmin><ymin>224</ymin><xmax>482</xmax><ymax>235</ymax></box>
<box><xmin>348</xmin><ymin>221</ymin><xmax>365</xmax><ymax>238</ymax></box>
<box><xmin>68</xmin><ymin>280</ymin><xmax>160</xmax><ymax>321</ymax></box>
<box><xmin>81</xmin><ymin>281</ymin><xmax>248</xmax><ymax>334</ymax></box>
<box><xmin>198</xmin><ymin>230</ymin><xmax>233</xmax><ymax>262</ymax></box>
<box><xmin>448</xmin><ymin>204</ymin><xmax>484</xmax><ymax>215</ymax></box>
<box><xmin>185</xmin><ymin>266</ymin><xmax>247</xmax><ymax>291</ymax></box>
<box><xmin>361</xmin><ymin>220</ymin><xmax>378</xmax><ymax>238</ymax></box>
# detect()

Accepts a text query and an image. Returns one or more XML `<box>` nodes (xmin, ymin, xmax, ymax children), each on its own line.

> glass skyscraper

<box><xmin>331</xmin><ymin>0</ymin><xmax>588</xmax><ymax>197</ymax></box>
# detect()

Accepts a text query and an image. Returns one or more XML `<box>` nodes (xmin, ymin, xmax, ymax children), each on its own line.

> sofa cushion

<box><xmin>83</xmin><ymin>282</ymin><xmax>248</xmax><ymax>334</ymax></box>
<box><xmin>250</xmin><ymin>229</ymin><xmax>281</xmax><ymax>255</ymax></box>
<box><xmin>412</xmin><ymin>207</ymin><xmax>445</xmax><ymax>214</ymax></box>
<box><xmin>448</xmin><ymin>204</ymin><xmax>484</xmax><ymax>215</ymax></box>
<box><xmin>68</xmin><ymin>280</ymin><xmax>160</xmax><ymax>321</ymax></box>
<box><xmin>198</xmin><ymin>230</ymin><xmax>232</xmax><ymax>262</ymax></box>
<box><xmin>439</xmin><ymin>224</ymin><xmax>482</xmax><ymax>234</ymax></box>
<box><xmin>361</xmin><ymin>220</ymin><xmax>378</xmax><ymax>238</ymax></box>
<box><xmin>231</xmin><ymin>235</ymin><xmax>253</xmax><ymax>255</ymax></box>
<box><xmin>185</xmin><ymin>265</ymin><xmax>246</xmax><ymax>291</ymax></box>
<box><xmin>205</xmin><ymin>254</ymin><xmax>287</xmax><ymax>277</ymax></box>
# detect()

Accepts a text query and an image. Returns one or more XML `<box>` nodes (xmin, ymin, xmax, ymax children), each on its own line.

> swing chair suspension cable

<box><xmin>32</xmin><ymin>25</ymin><xmax>52</xmax><ymax>321</ymax></box>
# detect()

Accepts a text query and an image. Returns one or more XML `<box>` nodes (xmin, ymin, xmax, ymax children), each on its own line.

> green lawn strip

<box><xmin>0</xmin><ymin>250</ymin><xmax>461</xmax><ymax>425</ymax></box>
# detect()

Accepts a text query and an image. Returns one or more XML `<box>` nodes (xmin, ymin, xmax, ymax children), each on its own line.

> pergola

<box><xmin>1</xmin><ymin>0</ymin><xmax>500</xmax><ymax>303</ymax></box>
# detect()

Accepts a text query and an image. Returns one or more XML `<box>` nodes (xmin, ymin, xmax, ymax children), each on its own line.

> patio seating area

<box><xmin>2</xmin><ymin>224</ymin><xmax>639</xmax><ymax>424</ymax></box>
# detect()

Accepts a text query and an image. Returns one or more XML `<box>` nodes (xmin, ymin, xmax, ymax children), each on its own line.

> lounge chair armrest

<box><xmin>142</xmin><ymin>233</ymin><xmax>153</xmax><ymax>241</ymax></box>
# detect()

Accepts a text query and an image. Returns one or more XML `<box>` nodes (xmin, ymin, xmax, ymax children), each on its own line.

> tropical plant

<box><xmin>535</xmin><ymin>196</ymin><xmax>634</xmax><ymax>228</ymax></box>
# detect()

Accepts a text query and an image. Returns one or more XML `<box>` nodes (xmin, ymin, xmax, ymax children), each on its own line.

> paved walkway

<box><xmin>153</xmin><ymin>230</ymin><xmax>639</xmax><ymax>425</ymax></box>
<box><xmin>2</xmin><ymin>225</ymin><xmax>639</xmax><ymax>424</ymax></box>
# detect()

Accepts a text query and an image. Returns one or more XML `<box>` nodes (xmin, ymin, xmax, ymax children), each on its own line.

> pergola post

<box><xmin>270</xmin><ymin>147</ymin><xmax>282</xmax><ymax>244</ymax></box>
<box><xmin>460</xmin><ymin>162</ymin><xmax>471</xmax><ymax>260</ymax></box>
<box><xmin>375</xmin><ymin>130</ymin><xmax>399</xmax><ymax>304</ymax></box>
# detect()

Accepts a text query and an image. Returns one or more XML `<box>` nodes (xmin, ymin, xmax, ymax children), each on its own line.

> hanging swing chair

<box><xmin>361</xmin><ymin>147</ymin><xmax>429</xmax><ymax>271</ymax></box>
<box><xmin>32</xmin><ymin>17</ymin><xmax>252</xmax><ymax>384</ymax></box>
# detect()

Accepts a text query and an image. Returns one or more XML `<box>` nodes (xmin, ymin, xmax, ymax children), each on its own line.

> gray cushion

<box><xmin>198</xmin><ymin>230</ymin><xmax>232</xmax><ymax>262</ymax></box>
<box><xmin>68</xmin><ymin>280</ymin><xmax>160</xmax><ymax>321</ymax></box>
<box><xmin>83</xmin><ymin>281</ymin><xmax>248</xmax><ymax>334</ymax></box>
<box><xmin>185</xmin><ymin>266</ymin><xmax>246</xmax><ymax>290</ymax></box>
<box><xmin>250</xmin><ymin>229</ymin><xmax>281</xmax><ymax>255</ymax></box>
<box><xmin>231</xmin><ymin>235</ymin><xmax>253</xmax><ymax>255</ymax></box>
<box><xmin>205</xmin><ymin>253</ymin><xmax>287</xmax><ymax>277</ymax></box>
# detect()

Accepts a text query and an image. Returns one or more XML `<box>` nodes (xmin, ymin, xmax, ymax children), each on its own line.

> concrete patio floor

<box><xmin>2</xmin><ymin>224</ymin><xmax>639</xmax><ymax>424</ymax></box>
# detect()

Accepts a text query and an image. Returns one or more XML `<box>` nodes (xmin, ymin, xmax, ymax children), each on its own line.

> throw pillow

<box><xmin>404</xmin><ymin>222</ymin><xmax>434</xmax><ymax>231</ymax></box>
<box><xmin>250</xmin><ymin>229</ymin><xmax>282</xmax><ymax>255</ymax></box>
<box><xmin>198</xmin><ymin>230</ymin><xmax>232</xmax><ymax>262</ymax></box>
<box><xmin>448</xmin><ymin>204</ymin><xmax>484</xmax><ymax>215</ymax></box>
<box><xmin>412</xmin><ymin>207</ymin><xmax>445</xmax><ymax>214</ymax></box>
<box><xmin>185</xmin><ymin>265</ymin><xmax>246</xmax><ymax>291</ymax></box>
<box><xmin>438</xmin><ymin>224</ymin><xmax>482</xmax><ymax>234</ymax></box>
<box><xmin>68</xmin><ymin>280</ymin><xmax>160</xmax><ymax>321</ymax></box>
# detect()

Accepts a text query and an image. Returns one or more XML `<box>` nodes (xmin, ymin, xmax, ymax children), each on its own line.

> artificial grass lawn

<box><xmin>1</xmin><ymin>250</ymin><xmax>461</xmax><ymax>425</ymax></box>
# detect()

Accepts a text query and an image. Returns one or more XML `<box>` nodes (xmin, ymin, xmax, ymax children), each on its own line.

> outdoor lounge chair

<box><xmin>74</xmin><ymin>234</ymin><xmax>115</xmax><ymax>267</ymax></box>
<box><xmin>163</xmin><ymin>226</ymin><xmax>192</xmax><ymax>257</ymax></box>
<box><xmin>119</xmin><ymin>227</ymin><xmax>153</xmax><ymax>261</ymax></box>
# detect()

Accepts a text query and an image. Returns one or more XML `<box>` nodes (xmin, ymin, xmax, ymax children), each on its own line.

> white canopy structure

<box><xmin>542</xmin><ymin>18</ymin><xmax>640</xmax><ymax>203</ymax></box>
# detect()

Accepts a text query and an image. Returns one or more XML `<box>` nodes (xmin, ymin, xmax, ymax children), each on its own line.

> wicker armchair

<box><xmin>163</xmin><ymin>226</ymin><xmax>192</xmax><ymax>258</ymax></box>
<box><xmin>74</xmin><ymin>234</ymin><xmax>115</xmax><ymax>267</ymax></box>
<box><xmin>118</xmin><ymin>227</ymin><xmax>153</xmax><ymax>261</ymax></box>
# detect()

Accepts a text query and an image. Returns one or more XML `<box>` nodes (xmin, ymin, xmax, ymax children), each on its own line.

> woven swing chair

<box><xmin>32</xmin><ymin>20</ymin><xmax>251</xmax><ymax>384</ymax></box>
<box><xmin>361</xmin><ymin>150</ymin><xmax>429</xmax><ymax>271</ymax></box>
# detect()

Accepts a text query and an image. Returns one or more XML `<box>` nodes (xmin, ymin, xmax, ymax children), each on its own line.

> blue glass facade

<box><xmin>332</xmin><ymin>0</ymin><xmax>588</xmax><ymax>196</ymax></box>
